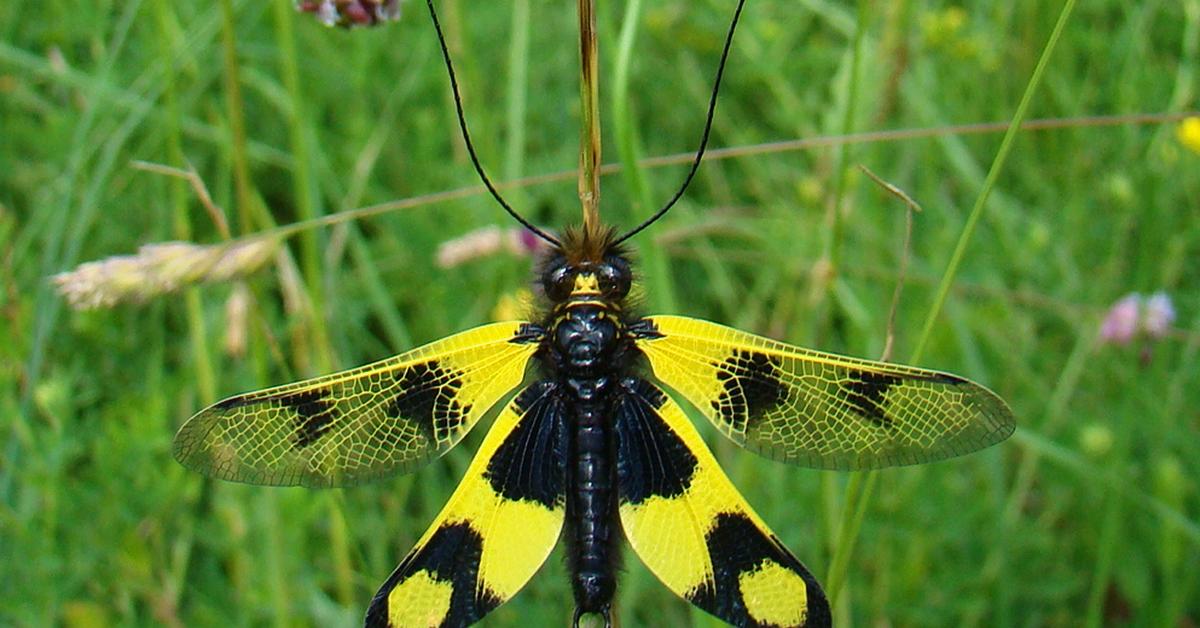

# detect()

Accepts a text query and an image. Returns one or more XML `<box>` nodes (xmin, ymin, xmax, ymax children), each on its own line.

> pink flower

<box><xmin>435</xmin><ymin>226</ymin><xmax>551</xmax><ymax>268</ymax></box>
<box><xmin>1099</xmin><ymin>293</ymin><xmax>1141</xmax><ymax>345</ymax></box>
<box><xmin>515</xmin><ymin>229</ymin><xmax>547</xmax><ymax>256</ymax></box>
<box><xmin>1098</xmin><ymin>291</ymin><xmax>1178</xmax><ymax>346</ymax></box>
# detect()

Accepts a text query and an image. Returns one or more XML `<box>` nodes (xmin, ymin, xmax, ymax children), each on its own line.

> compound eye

<box><xmin>543</xmin><ymin>265</ymin><xmax>574</xmax><ymax>302</ymax></box>
<box><xmin>597</xmin><ymin>262</ymin><xmax>631</xmax><ymax>299</ymax></box>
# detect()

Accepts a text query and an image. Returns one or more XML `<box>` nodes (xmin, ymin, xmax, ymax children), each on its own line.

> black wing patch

<box><xmin>280</xmin><ymin>389</ymin><xmax>338</xmax><ymax>448</ymax></box>
<box><xmin>386</xmin><ymin>360</ymin><xmax>471</xmax><ymax>442</ymax></box>
<box><xmin>841</xmin><ymin>370</ymin><xmax>901</xmax><ymax>426</ymax></box>
<box><xmin>615</xmin><ymin>378</ymin><xmax>831</xmax><ymax>627</ymax></box>
<box><xmin>367</xmin><ymin>522</ymin><xmax>503</xmax><ymax>627</ymax></box>
<box><xmin>615</xmin><ymin>378</ymin><xmax>697</xmax><ymax>503</ymax></box>
<box><xmin>712</xmin><ymin>350</ymin><xmax>789</xmax><ymax>432</ymax></box>
<box><xmin>484</xmin><ymin>383</ymin><xmax>565</xmax><ymax>508</ymax></box>
<box><xmin>366</xmin><ymin>382</ymin><xmax>567</xmax><ymax>628</ymax></box>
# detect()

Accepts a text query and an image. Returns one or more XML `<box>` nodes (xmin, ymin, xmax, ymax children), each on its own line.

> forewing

<box><xmin>365</xmin><ymin>381</ymin><xmax>566</xmax><ymax>628</ymax></box>
<box><xmin>635</xmin><ymin>315</ymin><xmax>1014</xmax><ymax>470</ymax></box>
<box><xmin>173</xmin><ymin>322</ymin><xmax>542</xmax><ymax>487</ymax></box>
<box><xmin>615</xmin><ymin>378</ymin><xmax>830</xmax><ymax>628</ymax></box>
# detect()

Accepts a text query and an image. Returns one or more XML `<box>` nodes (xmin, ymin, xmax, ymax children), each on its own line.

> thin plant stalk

<box><xmin>824</xmin><ymin>0</ymin><xmax>1079</xmax><ymax>609</ymax></box>
<box><xmin>151</xmin><ymin>2</ymin><xmax>215</xmax><ymax>619</ymax></box>
<box><xmin>910</xmin><ymin>0</ymin><xmax>1078</xmax><ymax>363</ymax></box>
<box><xmin>823</xmin><ymin>0</ymin><xmax>871</xmax><ymax>287</ymax></box>
<box><xmin>504</xmin><ymin>0</ymin><xmax>531</xmax><ymax>193</ymax></box>
<box><xmin>578</xmin><ymin>0</ymin><xmax>602</xmax><ymax>231</ymax></box>
<box><xmin>218</xmin><ymin>0</ymin><xmax>285</xmax><ymax>620</ymax></box>
<box><xmin>820</xmin><ymin>2</ymin><xmax>870</xmax><ymax>619</ymax></box>
<box><xmin>217</xmin><ymin>0</ymin><xmax>255</xmax><ymax>235</ymax></box>
<box><xmin>612</xmin><ymin>0</ymin><xmax>677</xmax><ymax>312</ymax></box>
<box><xmin>272</xmin><ymin>0</ymin><xmax>333</xmax><ymax>374</ymax></box>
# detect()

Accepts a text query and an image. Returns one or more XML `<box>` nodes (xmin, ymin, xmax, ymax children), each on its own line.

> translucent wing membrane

<box><xmin>366</xmin><ymin>381</ymin><xmax>566</xmax><ymax>628</ymax></box>
<box><xmin>615</xmin><ymin>378</ymin><xmax>830</xmax><ymax>628</ymax></box>
<box><xmin>636</xmin><ymin>316</ymin><xmax>1015</xmax><ymax>470</ymax></box>
<box><xmin>173</xmin><ymin>322</ymin><xmax>541</xmax><ymax>487</ymax></box>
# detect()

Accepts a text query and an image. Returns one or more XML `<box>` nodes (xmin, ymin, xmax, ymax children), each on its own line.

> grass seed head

<box><xmin>53</xmin><ymin>237</ymin><xmax>278</xmax><ymax>310</ymax></box>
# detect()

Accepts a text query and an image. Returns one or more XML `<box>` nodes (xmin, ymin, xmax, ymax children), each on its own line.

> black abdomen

<box><xmin>564</xmin><ymin>377</ymin><xmax>619</xmax><ymax>623</ymax></box>
<box><xmin>548</xmin><ymin>301</ymin><xmax>632</xmax><ymax>626</ymax></box>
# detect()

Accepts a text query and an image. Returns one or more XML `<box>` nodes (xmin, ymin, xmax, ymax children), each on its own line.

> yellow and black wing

<box><xmin>365</xmin><ymin>381</ymin><xmax>566</xmax><ymax>628</ymax></box>
<box><xmin>615</xmin><ymin>377</ymin><xmax>830</xmax><ymax>628</ymax></box>
<box><xmin>173</xmin><ymin>322</ymin><xmax>542</xmax><ymax>487</ymax></box>
<box><xmin>635</xmin><ymin>316</ymin><xmax>1014</xmax><ymax>470</ymax></box>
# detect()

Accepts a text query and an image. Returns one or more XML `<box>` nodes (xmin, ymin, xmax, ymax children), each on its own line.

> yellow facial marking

<box><xmin>387</xmin><ymin>569</ymin><xmax>454</xmax><ymax>628</ymax></box>
<box><xmin>572</xmin><ymin>272</ymin><xmax>600</xmax><ymax>296</ymax></box>
<box><xmin>738</xmin><ymin>561</ymin><xmax>809</xmax><ymax>626</ymax></box>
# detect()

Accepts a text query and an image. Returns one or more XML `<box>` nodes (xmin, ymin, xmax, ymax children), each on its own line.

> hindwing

<box><xmin>615</xmin><ymin>377</ymin><xmax>831</xmax><ymax>628</ymax></box>
<box><xmin>635</xmin><ymin>315</ymin><xmax>1015</xmax><ymax>470</ymax></box>
<box><xmin>173</xmin><ymin>322</ymin><xmax>542</xmax><ymax>487</ymax></box>
<box><xmin>366</xmin><ymin>381</ymin><xmax>567</xmax><ymax>628</ymax></box>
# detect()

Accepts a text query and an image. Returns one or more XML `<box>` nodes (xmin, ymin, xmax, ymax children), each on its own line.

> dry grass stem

<box><xmin>131</xmin><ymin>161</ymin><xmax>232</xmax><ymax>239</ymax></box>
<box><xmin>858</xmin><ymin>165</ymin><xmax>919</xmax><ymax>362</ymax></box>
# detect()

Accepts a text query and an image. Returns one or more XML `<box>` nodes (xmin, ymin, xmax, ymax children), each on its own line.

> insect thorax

<box><xmin>536</xmin><ymin>226</ymin><xmax>641</xmax><ymax>380</ymax></box>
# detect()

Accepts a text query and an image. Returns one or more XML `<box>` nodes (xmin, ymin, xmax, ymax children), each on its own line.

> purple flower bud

<box><xmin>515</xmin><ymin>228</ymin><xmax>548</xmax><ymax>255</ymax></box>
<box><xmin>1142</xmin><ymin>292</ymin><xmax>1176</xmax><ymax>339</ymax></box>
<box><xmin>344</xmin><ymin>2</ymin><xmax>372</xmax><ymax>24</ymax></box>
<box><xmin>296</xmin><ymin>0</ymin><xmax>402</xmax><ymax>28</ymax></box>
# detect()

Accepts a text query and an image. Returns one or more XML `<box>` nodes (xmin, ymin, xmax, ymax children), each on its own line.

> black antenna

<box><xmin>612</xmin><ymin>0</ymin><xmax>748</xmax><ymax>246</ymax></box>
<box><xmin>423</xmin><ymin>0</ymin><xmax>562</xmax><ymax>247</ymax></box>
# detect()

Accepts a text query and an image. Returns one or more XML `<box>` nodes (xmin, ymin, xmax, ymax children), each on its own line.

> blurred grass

<box><xmin>2</xmin><ymin>0</ymin><xmax>1199</xmax><ymax>626</ymax></box>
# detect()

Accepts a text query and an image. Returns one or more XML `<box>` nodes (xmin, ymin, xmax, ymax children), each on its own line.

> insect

<box><xmin>172</xmin><ymin>1</ymin><xmax>1015</xmax><ymax>626</ymax></box>
<box><xmin>175</xmin><ymin>217</ymin><xmax>1014</xmax><ymax>627</ymax></box>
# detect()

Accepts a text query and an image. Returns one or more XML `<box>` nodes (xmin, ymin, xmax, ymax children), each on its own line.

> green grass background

<box><xmin>3</xmin><ymin>0</ymin><xmax>1199</xmax><ymax>626</ymax></box>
